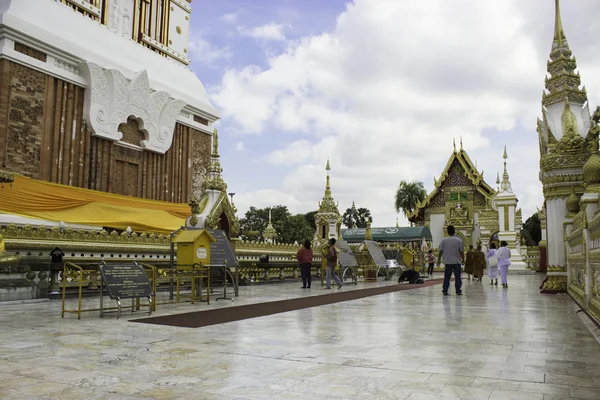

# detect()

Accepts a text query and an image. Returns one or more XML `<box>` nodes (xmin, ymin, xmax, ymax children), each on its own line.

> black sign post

<box><xmin>206</xmin><ymin>230</ymin><xmax>239</xmax><ymax>300</ymax></box>
<box><xmin>207</xmin><ymin>230</ymin><xmax>239</xmax><ymax>267</ymax></box>
<box><xmin>99</xmin><ymin>264</ymin><xmax>153</xmax><ymax>318</ymax></box>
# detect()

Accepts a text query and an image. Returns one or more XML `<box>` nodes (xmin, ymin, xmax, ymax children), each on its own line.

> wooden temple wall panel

<box><xmin>42</xmin><ymin>78</ymin><xmax>90</xmax><ymax>188</ymax></box>
<box><xmin>0</xmin><ymin>61</ymin><xmax>46</xmax><ymax>179</ymax></box>
<box><xmin>190</xmin><ymin>126</ymin><xmax>212</xmax><ymax>200</ymax></box>
<box><xmin>90</xmin><ymin>125</ymin><xmax>196</xmax><ymax>202</ymax></box>
<box><xmin>0</xmin><ymin>60</ymin><xmax>211</xmax><ymax>203</ymax></box>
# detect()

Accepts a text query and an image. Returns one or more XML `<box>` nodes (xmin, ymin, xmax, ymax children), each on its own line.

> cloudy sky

<box><xmin>187</xmin><ymin>0</ymin><xmax>600</xmax><ymax>226</ymax></box>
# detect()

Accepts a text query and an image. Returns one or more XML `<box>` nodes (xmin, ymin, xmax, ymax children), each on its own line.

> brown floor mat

<box><xmin>131</xmin><ymin>279</ymin><xmax>443</xmax><ymax>328</ymax></box>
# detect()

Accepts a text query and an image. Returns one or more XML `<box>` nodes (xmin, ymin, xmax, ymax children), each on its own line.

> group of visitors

<box><xmin>296</xmin><ymin>225</ymin><xmax>512</xmax><ymax>294</ymax></box>
<box><xmin>296</xmin><ymin>237</ymin><xmax>344</xmax><ymax>290</ymax></box>
<box><xmin>437</xmin><ymin>225</ymin><xmax>512</xmax><ymax>295</ymax></box>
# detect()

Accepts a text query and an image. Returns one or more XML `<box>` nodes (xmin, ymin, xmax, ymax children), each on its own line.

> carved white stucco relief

<box><xmin>108</xmin><ymin>0</ymin><xmax>134</xmax><ymax>38</ymax></box>
<box><xmin>81</xmin><ymin>62</ymin><xmax>186</xmax><ymax>154</ymax></box>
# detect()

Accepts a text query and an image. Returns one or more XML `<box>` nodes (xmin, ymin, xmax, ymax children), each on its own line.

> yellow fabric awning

<box><xmin>0</xmin><ymin>175</ymin><xmax>190</xmax><ymax>233</ymax></box>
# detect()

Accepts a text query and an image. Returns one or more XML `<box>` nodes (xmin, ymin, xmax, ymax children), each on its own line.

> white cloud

<box><xmin>212</xmin><ymin>0</ymin><xmax>600</xmax><ymax>227</ymax></box>
<box><xmin>239</xmin><ymin>22</ymin><xmax>287</xmax><ymax>41</ymax></box>
<box><xmin>220</xmin><ymin>12</ymin><xmax>239</xmax><ymax>24</ymax></box>
<box><xmin>235</xmin><ymin>141</ymin><xmax>246</xmax><ymax>152</ymax></box>
<box><xmin>188</xmin><ymin>34</ymin><xmax>232</xmax><ymax>65</ymax></box>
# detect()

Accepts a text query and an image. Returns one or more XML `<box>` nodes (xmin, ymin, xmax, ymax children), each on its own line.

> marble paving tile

<box><xmin>517</xmin><ymin>382</ymin><xmax>571</xmax><ymax>396</ymax></box>
<box><xmin>489</xmin><ymin>389</ymin><xmax>544</xmax><ymax>400</ymax></box>
<box><xmin>569</xmin><ymin>386</ymin><xmax>600</xmax><ymax>399</ymax></box>
<box><xmin>0</xmin><ymin>275</ymin><xmax>599</xmax><ymax>399</ymax></box>
<box><xmin>499</xmin><ymin>369</ymin><xmax>545</xmax><ymax>383</ymax></box>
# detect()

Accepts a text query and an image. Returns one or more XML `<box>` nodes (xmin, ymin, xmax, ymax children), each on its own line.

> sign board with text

<box><xmin>100</xmin><ymin>264</ymin><xmax>152</xmax><ymax>300</ymax></box>
<box><xmin>207</xmin><ymin>230</ymin><xmax>239</xmax><ymax>267</ymax></box>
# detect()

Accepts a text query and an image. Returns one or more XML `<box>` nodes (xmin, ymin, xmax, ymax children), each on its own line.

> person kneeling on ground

<box><xmin>398</xmin><ymin>269</ymin><xmax>421</xmax><ymax>284</ymax></box>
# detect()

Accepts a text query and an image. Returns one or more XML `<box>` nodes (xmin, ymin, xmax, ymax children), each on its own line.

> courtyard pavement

<box><xmin>1</xmin><ymin>274</ymin><xmax>599</xmax><ymax>399</ymax></box>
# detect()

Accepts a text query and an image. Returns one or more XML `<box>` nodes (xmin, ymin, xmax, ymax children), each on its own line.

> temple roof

<box><xmin>408</xmin><ymin>144</ymin><xmax>496</xmax><ymax>222</ymax></box>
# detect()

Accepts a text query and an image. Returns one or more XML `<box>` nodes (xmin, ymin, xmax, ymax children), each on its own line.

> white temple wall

<box><xmin>498</xmin><ymin>207</ymin><xmax>505</xmax><ymax>232</ymax></box>
<box><xmin>508</xmin><ymin>205</ymin><xmax>515</xmax><ymax>231</ymax></box>
<box><xmin>329</xmin><ymin>223</ymin><xmax>338</xmax><ymax>239</ymax></box>
<box><xmin>0</xmin><ymin>0</ymin><xmax>219</xmax><ymax>128</ymax></box>
<box><xmin>430</xmin><ymin>213</ymin><xmax>445</xmax><ymax>249</ymax></box>
<box><xmin>547</xmin><ymin>197</ymin><xmax>568</xmax><ymax>267</ymax></box>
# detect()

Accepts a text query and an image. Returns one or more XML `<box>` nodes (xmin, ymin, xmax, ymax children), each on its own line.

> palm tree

<box><xmin>342</xmin><ymin>206</ymin><xmax>359</xmax><ymax>228</ymax></box>
<box><xmin>356</xmin><ymin>208</ymin><xmax>372</xmax><ymax>228</ymax></box>
<box><xmin>394</xmin><ymin>181</ymin><xmax>427</xmax><ymax>224</ymax></box>
<box><xmin>343</xmin><ymin>204</ymin><xmax>372</xmax><ymax>228</ymax></box>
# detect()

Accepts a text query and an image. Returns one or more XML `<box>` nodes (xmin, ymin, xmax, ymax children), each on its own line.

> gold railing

<box><xmin>61</xmin><ymin>262</ymin><xmax>157</xmax><ymax>319</ymax></box>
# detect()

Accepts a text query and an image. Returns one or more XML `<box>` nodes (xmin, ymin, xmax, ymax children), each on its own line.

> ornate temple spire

<box><xmin>499</xmin><ymin>146</ymin><xmax>514</xmax><ymax>194</ymax></box>
<box><xmin>396</xmin><ymin>216</ymin><xmax>399</xmax><ymax>228</ymax></box>
<box><xmin>553</xmin><ymin>0</ymin><xmax>567</xmax><ymax>49</ymax></box>
<box><xmin>543</xmin><ymin>0</ymin><xmax>587</xmax><ymax>107</ymax></box>
<box><xmin>317</xmin><ymin>158</ymin><xmax>340</xmax><ymax>215</ymax></box>
<box><xmin>496</xmin><ymin>171</ymin><xmax>500</xmax><ymax>192</ymax></box>
<box><xmin>325</xmin><ymin>158</ymin><xmax>331</xmax><ymax>197</ymax></box>
<box><xmin>453</xmin><ymin>137</ymin><xmax>456</xmax><ymax>153</ymax></box>
<box><xmin>263</xmin><ymin>207</ymin><xmax>277</xmax><ymax>242</ymax></box>
<box><xmin>203</xmin><ymin>129</ymin><xmax>227</xmax><ymax>192</ymax></box>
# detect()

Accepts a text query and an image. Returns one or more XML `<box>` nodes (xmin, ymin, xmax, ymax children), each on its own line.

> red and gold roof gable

<box><xmin>408</xmin><ymin>146</ymin><xmax>496</xmax><ymax>222</ymax></box>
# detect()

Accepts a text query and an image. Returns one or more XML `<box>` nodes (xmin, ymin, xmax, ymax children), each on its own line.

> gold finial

<box><xmin>553</xmin><ymin>0</ymin><xmax>567</xmax><ymax>48</ymax></box>
<box><xmin>325</xmin><ymin>158</ymin><xmax>331</xmax><ymax>196</ymax></box>
<box><xmin>496</xmin><ymin>171</ymin><xmax>500</xmax><ymax>185</ymax></box>
<box><xmin>212</xmin><ymin>128</ymin><xmax>219</xmax><ymax>156</ymax></box>
<box><xmin>503</xmin><ymin>145</ymin><xmax>508</xmax><ymax>160</ymax></box>
<box><xmin>396</xmin><ymin>216</ymin><xmax>399</xmax><ymax>228</ymax></box>
<box><xmin>460</xmin><ymin>136</ymin><xmax>463</xmax><ymax>150</ymax></box>
<box><xmin>453</xmin><ymin>137</ymin><xmax>456</xmax><ymax>152</ymax></box>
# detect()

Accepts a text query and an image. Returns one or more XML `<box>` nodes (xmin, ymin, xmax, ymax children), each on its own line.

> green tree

<box><xmin>240</xmin><ymin>205</ymin><xmax>314</xmax><ymax>244</ymax></box>
<box><xmin>282</xmin><ymin>214</ymin><xmax>314</xmax><ymax>244</ymax></box>
<box><xmin>394</xmin><ymin>180</ymin><xmax>427</xmax><ymax>224</ymax></box>
<box><xmin>304</xmin><ymin>211</ymin><xmax>317</xmax><ymax>230</ymax></box>
<box><xmin>521</xmin><ymin>212</ymin><xmax>541</xmax><ymax>247</ymax></box>
<box><xmin>356</xmin><ymin>208</ymin><xmax>372</xmax><ymax>227</ymax></box>
<box><xmin>342</xmin><ymin>205</ymin><xmax>359</xmax><ymax>228</ymax></box>
<box><xmin>343</xmin><ymin>203</ymin><xmax>372</xmax><ymax>228</ymax></box>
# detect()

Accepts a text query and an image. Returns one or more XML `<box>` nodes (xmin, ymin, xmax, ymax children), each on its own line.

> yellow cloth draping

<box><xmin>0</xmin><ymin>175</ymin><xmax>190</xmax><ymax>233</ymax></box>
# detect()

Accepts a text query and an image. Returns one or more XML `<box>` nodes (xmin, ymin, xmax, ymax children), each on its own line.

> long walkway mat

<box><xmin>132</xmin><ymin>279</ymin><xmax>443</xmax><ymax>328</ymax></box>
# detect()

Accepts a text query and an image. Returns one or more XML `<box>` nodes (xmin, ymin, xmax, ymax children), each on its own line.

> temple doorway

<box><xmin>218</xmin><ymin>212</ymin><xmax>230</xmax><ymax>237</ymax></box>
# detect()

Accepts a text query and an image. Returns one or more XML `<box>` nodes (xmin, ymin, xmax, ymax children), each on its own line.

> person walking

<box><xmin>324</xmin><ymin>238</ymin><xmax>343</xmax><ymax>290</ymax></box>
<box><xmin>427</xmin><ymin>250</ymin><xmax>436</xmax><ymax>277</ymax></box>
<box><xmin>487</xmin><ymin>242</ymin><xmax>499</xmax><ymax>286</ymax></box>
<box><xmin>297</xmin><ymin>239</ymin><xmax>313</xmax><ymax>289</ymax></box>
<box><xmin>472</xmin><ymin>244</ymin><xmax>486</xmax><ymax>282</ymax></box>
<box><xmin>437</xmin><ymin>225</ymin><xmax>464</xmax><ymax>296</ymax></box>
<box><xmin>497</xmin><ymin>240</ymin><xmax>511</xmax><ymax>288</ymax></box>
<box><xmin>464</xmin><ymin>245</ymin><xmax>475</xmax><ymax>281</ymax></box>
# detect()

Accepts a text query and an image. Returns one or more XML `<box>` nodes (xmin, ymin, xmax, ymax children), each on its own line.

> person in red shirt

<box><xmin>296</xmin><ymin>239</ymin><xmax>313</xmax><ymax>289</ymax></box>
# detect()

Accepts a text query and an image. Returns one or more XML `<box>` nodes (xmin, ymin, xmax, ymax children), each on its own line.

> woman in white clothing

<box><xmin>487</xmin><ymin>242</ymin><xmax>499</xmax><ymax>286</ymax></box>
<box><xmin>496</xmin><ymin>240</ymin><xmax>512</xmax><ymax>288</ymax></box>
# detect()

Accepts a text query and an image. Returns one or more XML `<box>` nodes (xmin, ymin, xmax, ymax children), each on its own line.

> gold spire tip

<box><xmin>503</xmin><ymin>145</ymin><xmax>507</xmax><ymax>160</ymax></box>
<box><xmin>553</xmin><ymin>0</ymin><xmax>567</xmax><ymax>46</ymax></box>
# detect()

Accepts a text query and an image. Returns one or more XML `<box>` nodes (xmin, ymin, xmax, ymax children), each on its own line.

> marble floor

<box><xmin>1</xmin><ymin>275</ymin><xmax>600</xmax><ymax>400</ymax></box>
